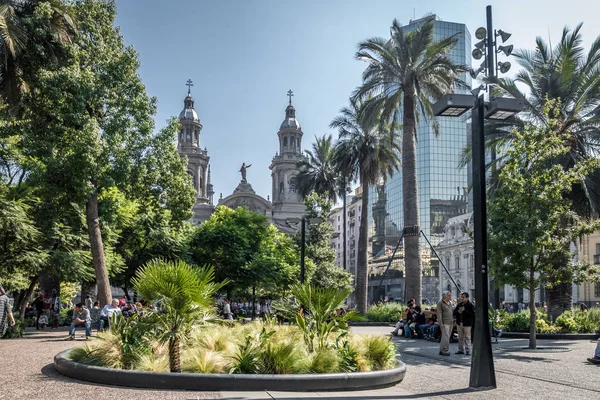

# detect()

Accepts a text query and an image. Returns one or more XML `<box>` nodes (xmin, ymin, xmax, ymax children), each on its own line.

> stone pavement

<box><xmin>1</xmin><ymin>326</ymin><xmax>599</xmax><ymax>400</ymax></box>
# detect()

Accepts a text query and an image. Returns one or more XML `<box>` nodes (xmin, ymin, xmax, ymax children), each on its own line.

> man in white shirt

<box><xmin>99</xmin><ymin>299</ymin><xmax>122</xmax><ymax>331</ymax></box>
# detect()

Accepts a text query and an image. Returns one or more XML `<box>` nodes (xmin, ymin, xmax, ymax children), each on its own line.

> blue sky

<box><xmin>114</xmin><ymin>0</ymin><xmax>598</xmax><ymax>201</ymax></box>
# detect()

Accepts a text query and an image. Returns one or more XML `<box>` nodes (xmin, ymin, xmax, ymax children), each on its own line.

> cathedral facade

<box><xmin>178</xmin><ymin>84</ymin><xmax>305</xmax><ymax>230</ymax></box>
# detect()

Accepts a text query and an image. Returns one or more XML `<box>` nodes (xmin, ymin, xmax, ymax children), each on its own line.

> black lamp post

<box><xmin>433</xmin><ymin>5</ymin><xmax>523</xmax><ymax>389</ymax></box>
<box><xmin>289</xmin><ymin>216</ymin><xmax>323</xmax><ymax>285</ymax></box>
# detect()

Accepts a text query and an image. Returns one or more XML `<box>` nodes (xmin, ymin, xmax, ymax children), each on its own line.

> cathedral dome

<box><xmin>280</xmin><ymin>104</ymin><xmax>301</xmax><ymax>130</ymax></box>
<box><xmin>180</xmin><ymin>95</ymin><xmax>200</xmax><ymax>122</ymax></box>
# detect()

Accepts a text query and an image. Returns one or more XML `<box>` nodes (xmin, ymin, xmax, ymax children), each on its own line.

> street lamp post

<box><xmin>300</xmin><ymin>217</ymin><xmax>306</xmax><ymax>284</ymax></box>
<box><xmin>432</xmin><ymin>5</ymin><xmax>522</xmax><ymax>389</ymax></box>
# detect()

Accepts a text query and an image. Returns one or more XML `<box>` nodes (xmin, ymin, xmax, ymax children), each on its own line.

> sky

<box><xmin>114</xmin><ymin>0</ymin><xmax>599</xmax><ymax>201</ymax></box>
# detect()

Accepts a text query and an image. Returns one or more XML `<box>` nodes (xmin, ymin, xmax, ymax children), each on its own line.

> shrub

<box><xmin>182</xmin><ymin>348</ymin><xmax>229</xmax><ymax>373</ymax></box>
<box><xmin>360</xmin><ymin>335</ymin><xmax>397</xmax><ymax>371</ymax></box>
<box><xmin>2</xmin><ymin>318</ymin><xmax>26</xmax><ymax>339</ymax></box>
<box><xmin>536</xmin><ymin>319</ymin><xmax>561</xmax><ymax>334</ymax></box>
<box><xmin>365</xmin><ymin>302</ymin><xmax>405</xmax><ymax>322</ymax></box>
<box><xmin>555</xmin><ymin>312</ymin><xmax>578</xmax><ymax>333</ymax></box>
<box><xmin>573</xmin><ymin>311</ymin><xmax>600</xmax><ymax>333</ymax></box>
<box><xmin>499</xmin><ymin>312</ymin><xmax>530</xmax><ymax>332</ymax></box>
<box><xmin>305</xmin><ymin>348</ymin><xmax>339</xmax><ymax>373</ymax></box>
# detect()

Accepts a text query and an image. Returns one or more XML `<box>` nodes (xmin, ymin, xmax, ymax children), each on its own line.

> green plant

<box><xmin>574</xmin><ymin>311</ymin><xmax>600</xmax><ymax>333</ymax></box>
<box><xmin>2</xmin><ymin>318</ymin><xmax>25</xmax><ymax>339</ymax></box>
<box><xmin>361</xmin><ymin>335</ymin><xmax>397</xmax><ymax>371</ymax></box>
<box><xmin>335</xmin><ymin>337</ymin><xmax>360</xmax><ymax>372</ymax></box>
<box><xmin>536</xmin><ymin>319</ymin><xmax>561</xmax><ymax>334</ymax></box>
<box><xmin>365</xmin><ymin>302</ymin><xmax>405</xmax><ymax>322</ymax></box>
<box><xmin>229</xmin><ymin>336</ymin><xmax>260</xmax><ymax>374</ymax></box>
<box><xmin>60</xmin><ymin>308</ymin><xmax>73</xmax><ymax>326</ymax></box>
<box><xmin>305</xmin><ymin>347</ymin><xmax>339</xmax><ymax>373</ymax></box>
<box><xmin>498</xmin><ymin>312</ymin><xmax>530</xmax><ymax>332</ymax></box>
<box><xmin>555</xmin><ymin>312</ymin><xmax>578</xmax><ymax>333</ymax></box>
<box><xmin>291</xmin><ymin>283</ymin><xmax>355</xmax><ymax>351</ymax></box>
<box><xmin>132</xmin><ymin>259</ymin><xmax>226</xmax><ymax>372</ymax></box>
<box><xmin>105</xmin><ymin>313</ymin><xmax>151</xmax><ymax>368</ymax></box>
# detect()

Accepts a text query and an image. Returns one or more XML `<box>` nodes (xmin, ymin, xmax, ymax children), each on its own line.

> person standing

<box><xmin>0</xmin><ymin>285</ymin><xmax>16</xmax><ymax>337</ymax></box>
<box><xmin>437</xmin><ymin>291</ymin><xmax>453</xmax><ymax>356</ymax></box>
<box><xmin>50</xmin><ymin>289</ymin><xmax>61</xmax><ymax>329</ymax></box>
<box><xmin>223</xmin><ymin>299</ymin><xmax>233</xmax><ymax>320</ymax></box>
<box><xmin>84</xmin><ymin>295</ymin><xmax>93</xmax><ymax>310</ymax></box>
<box><xmin>454</xmin><ymin>292</ymin><xmax>475</xmax><ymax>355</ymax></box>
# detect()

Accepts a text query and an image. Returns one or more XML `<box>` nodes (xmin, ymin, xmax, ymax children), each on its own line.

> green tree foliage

<box><xmin>352</xmin><ymin>17</ymin><xmax>465</xmax><ymax>307</ymax></box>
<box><xmin>191</xmin><ymin>206</ymin><xmax>300</xmax><ymax>296</ymax></box>
<box><xmin>10</xmin><ymin>0</ymin><xmax>194</xmax><ymax>305</ymax></box>
<box><xmin>132</xmin><ymin>259</ymin><xmax>225</xmax><ymax>372</ymax></box>
<box><xmin>488</xmin><ymin>102</ymin><xmax>600</xmax><ymax>349</ymax></box>
<box><xmin>331</xmin><ymin>100</ymin><xmax>400</xmax><ymax>313</ymax></box>
<box><xmin>302</xmin><ymin>193</ymin><xmax>353</xmax><ymax>292</ymax></box>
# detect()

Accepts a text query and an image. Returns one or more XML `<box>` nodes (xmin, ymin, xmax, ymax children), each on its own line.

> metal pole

<box><xmin>342</xmin><ymin>180</ymin><xmax>347</xmax><ymax>273</ymax></box>
<box><xmin>300</xmin><ymin>217</ymin><xmax>306</xmax><ymax>284</ymax></box>
<box><xmin>470</xmin><ymin>95</ymin><xmax>496</xmax><ymax>388</ymax></box>
<box><xmin>486</xmin><ymin>5</ymin><xmax>495</xmax><ymax>82</ymax></box>
<box><xmin>420</xmin><ymin>230</ymin><xmax>461</xmax><ymax>293</ymax></box>
<box><xmin>374</xmin><ymin>232</ymin><xmax>404</xmax><ymax>302</ymax></box>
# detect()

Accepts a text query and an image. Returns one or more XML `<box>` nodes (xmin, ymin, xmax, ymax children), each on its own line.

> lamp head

<box><xmin>475</xmin><ymin>27</ymin><xmax>487</xmax><ymax>40</ymax></box>
<box><xmin>497</xmin><ymin>29</ymin><xmax>512</xmax><ymax>43</ymax></box>
<box><xmin>472</xmin><ymin>48</ymin><xmax>483</xmax><ymax>60</ymax></box>
<box><xmin>474</xmin><ymin>40</ymin><xmax>486</xmax><ymax>50</ymax></box>
<box><xmin>497</xmin><ymin>44</ymin><xmax>513</xmax><ymax>57</ymax></box>
<box><xmin>498</xmin><ymin>61</ymin><xmax>511</xmax><ymax>74</ymax></box>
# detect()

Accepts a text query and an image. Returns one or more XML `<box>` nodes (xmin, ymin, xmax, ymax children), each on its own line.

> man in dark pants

<box><xmin>32</xmin><ymin>293</ymin><xmax>44</xmax><ymax>330</ymax></box>
<box><xmin>454</xmin><ymin>292</ymin><xmax>475</xmax><ymax>355</ymax></box>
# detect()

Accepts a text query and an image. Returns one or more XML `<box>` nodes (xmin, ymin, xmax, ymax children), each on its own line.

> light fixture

<box><xmin>475</xmin><ymin>27</ymin><xmax>487</xmax><ymax>40</ymax></box>
<box><xmin>496</xmin><ymin>29</ymin><xmax>512</xmax><ymax>43</ymax></box>
<box><xmin>432</xmin><ymin>93</ymin><xmax>475</xmax><ymax>117</ymax></box>
<box><xmin>474</xmin><ymin>40</ymin><xmax>486</xmax><ymax>50</ymax></box>
<box><xmin>469</xmin><ymin>62</ymin><xmax>486</xmax><ymax>79</ymax></box>
<box><xmin>497</xmin><ymin>44</ymin><xmax>513</xmax><ymax>56</ymax></box>
<box><xmin>498</xmin><ymin>61</ymin><xmax>511</xmax><ymax>74</ymax></box>
<box><xmin>485</xmin><ymin>97</ymin><xmax>524</xmax><ymax>120</ymax></box>
<box><xmin>472</xmin><ymin>48</ymin><xmax>484</xmax><ymax>60</ymax></box>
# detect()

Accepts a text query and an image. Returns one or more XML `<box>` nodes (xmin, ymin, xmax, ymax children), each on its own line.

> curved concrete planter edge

<box><xmin>54</xmin><ymin>349</ymin><xmax>406</xmax><ymax>391</ymax></box>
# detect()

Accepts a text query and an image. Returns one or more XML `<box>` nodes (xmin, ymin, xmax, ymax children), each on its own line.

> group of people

<box><xmin>66</xmin><ymin>296</ymin><xmax>151</xmax><ymax>340</ymax></box>
<box><xmin>391</xmin><ymin>291</ymin><xmax>478</xmax><ymax>356</ymax></box>
<box><xmin>220</xmin><ymin>298</ymin><xmax>272</xmax><ymax>320</ymax></box>
<box><xmin>28</xmin><ymin>290</ymin><xmax>62</xmax><ymax>329</ymax></box>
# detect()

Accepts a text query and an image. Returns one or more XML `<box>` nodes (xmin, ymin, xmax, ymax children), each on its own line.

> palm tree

<box><xmin>296</xmin><ymin>134</ymin><xmax>339</xmax><ymax>202</ymax></box>
<box><xmin>132</xmin><ymin>259</ymin><xmax>226</xmax><ymax>373</ymax></box>
<box><xmin>0</xmin><ymin>0</ymin><xmax>76</xmax><ymax>106</ymax></box>
<box><xmin>352</xmin><ymin>17</ymin><xmax>465</xmax><ymax>305</ymax></box>
<box><xmin>483</xmin><ymin>23</ymin><xmax>600</xmax><ymax>318</ymax></box>
<box><xmin>331</xmin><ymin>99</ymin><xmax>401</xmax><ymax>314</ymax></box>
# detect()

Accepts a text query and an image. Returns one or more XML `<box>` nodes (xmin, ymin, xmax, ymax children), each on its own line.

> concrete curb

<box><xmin>54</xmin><ymin>350</ymin><xmax>407</xmax><ymax>391</ymax></box>
<box><xmin>501</xmin><ymin>332</ymin><xmax>599</xmax><ymax>340</ymax></box>
<box><xmin>349</xmin><ymin>322</ymin><xmax>394</xmax><ymax>326</ymax></box>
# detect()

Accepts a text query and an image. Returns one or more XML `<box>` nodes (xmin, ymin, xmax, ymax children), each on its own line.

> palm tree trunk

<box><xmin>356</xmin><ymin>177</ymin><xmax>370</xmax><ymax>314</ymax></box>
<box><xmin>547</xmin><ymin>282</ymin><xmax>572</xmax><ymax>321</ymax></box>
<box><xmin>168</xmin><ymin>336</ymin><xmax>181</xmax><ymax>372</ymax></box>
<box><xmin>402</xmin><ymin>92</ymin><xmax>422</xmax><ymax>305</ymax></box>
<box><xmin>528</xmin><ymin>258</ymin><xmax>537</xmax><ymax>349</ymax></box>
<box><xmin>86</xmin><ymin>191</ymin><xmax>112</xmax><ymax>307</ymax></box>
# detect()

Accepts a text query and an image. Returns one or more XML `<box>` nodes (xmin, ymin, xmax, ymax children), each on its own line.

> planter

<box><xmin>500</xmin><ymin>332</ymin><xmax>599</xmax><ymax>340</ymax></box>
<box><xmin>54</xmin><ymin>349</ymin><xmax>407</xmax><ymax>391</ymax></box>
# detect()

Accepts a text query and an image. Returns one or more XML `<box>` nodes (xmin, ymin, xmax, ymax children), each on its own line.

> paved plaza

<box><xmin>0</xmin><ymin>326</ymin><xmax>599</xmax><ymax>400</ymax></box>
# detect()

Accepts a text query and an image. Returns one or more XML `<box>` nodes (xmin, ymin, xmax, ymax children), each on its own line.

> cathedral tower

<box><xmin>178</xmin><ymin>80</ymin><xmax>214</xmax><ymax>224</ymax></box>
<box><xmin>269</xmin><ymin>90</ymin><xmax>306</xmax><ymax>224</ymax></box>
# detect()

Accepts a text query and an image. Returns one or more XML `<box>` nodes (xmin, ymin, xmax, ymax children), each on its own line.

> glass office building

<box><xmin>368</xmin><ymin>16</ymin><xmax>471</xmax><ymax>287</ymax></box>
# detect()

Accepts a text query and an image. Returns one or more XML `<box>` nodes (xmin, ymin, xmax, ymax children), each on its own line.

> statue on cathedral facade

<box><xmin>239</xmin><ymin>162</ymin><xmax>252</xmax><ymax>182</ymax></box>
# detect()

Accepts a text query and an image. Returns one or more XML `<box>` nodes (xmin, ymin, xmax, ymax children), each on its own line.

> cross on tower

<box><xmin>287</xmin><ymin>89</ymin><xmax>294</xmax><ymax>105</ymax></box>
<box><xmin>186</xmin><ymin>79</ymin><xmax>194</xmax><ymax>95</ymax></box>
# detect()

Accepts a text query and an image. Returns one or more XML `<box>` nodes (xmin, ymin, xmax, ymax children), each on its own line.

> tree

<box><xmin>353</xmin><ymin>17</ymin><xmax>465</xmax><ymax>305</ymax></box>
<box><xmin>296</xmin><ymin>134</ymin><xmax>339</xmax><ymax>202</ymax></box>
<box><xmin>17</xmin><ymin>0</ymin><xmax>194</xmax><ymax>306</ymax></box>
<box><xmin>488</xmin><ymin>102</ymin><xmax>600</xmax><ymax>349</ymax></box>
<box><xmin>483</xmin><ymin>24</ymin><xmax>600</xmax><ymax>318</ymax></box>
<box><xmin>132</xmin><ymin>260</ymin><xmax>225</xmax><ymax>372</ymax></box>
<box><xmin>302</xmin><ymin>192</ymin><xmax>353</xmax><ymax>292</ymax></box>
<box><xmin>0</xmin><ymin>0</ymin><xmax>76</xmax><ymax>106</ymax></box>
<box><xmin>331</xmin><ymin>100</ymin><xmax>400</xmax><ymax>313</ymax></box>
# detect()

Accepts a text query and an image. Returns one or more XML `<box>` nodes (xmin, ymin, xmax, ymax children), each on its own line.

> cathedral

<box><xmin>177</xmin><ymin>83</ymin><xmax>306</xmax><ymax>232</ymax></box>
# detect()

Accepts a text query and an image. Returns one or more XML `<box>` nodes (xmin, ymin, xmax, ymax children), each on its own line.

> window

<box><xmin>290</xmin><ymin>136</ymin><xmax>295</xmax><ymax>146</ymax></box>
<box><xmin>279</xmin><ymin>182</ymin><xmax>284</xmax><ymax>193</ymax></box>
<box><xmin>596</xmin><ymin>282</ymin><xmax>600</xmax><ymax>297</ymax></box>
<box><xmin>283</xmin><ymin>137</ymin><xmax>288</xmax><ymax>147</ymax></box>
<box><xmin>455</xmin><ymin>256</ymin><xmax>460</xmax><ymax>271</ymax></box>
<box><xmin>289</xmin><ymin>176</ymin><xmax>296</xmax><ymax>192</ymax></box>
<box><xmin>297</xmin><ymin>138</ymin><xmax>301</xmax><ymax>147</ymax></box>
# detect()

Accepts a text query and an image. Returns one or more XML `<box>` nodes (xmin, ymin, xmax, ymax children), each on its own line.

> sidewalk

<box><xmin>1</xmin><ymin>327</ymin><xmax>598</xmax><ymax>399</ymax></box>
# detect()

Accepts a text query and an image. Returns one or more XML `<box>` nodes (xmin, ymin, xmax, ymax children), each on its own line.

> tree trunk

<box><xmin>17</xmin><ymin>276</ymin><xmax>38</xmax><ymax>319</ymax></box>
<box><xmin>86</xmin><ymin>191</ymin><xmax>112</xmax><ymax>307</ymax></box>
<box><xmin>168</xmin><ymin>336</ymin><xmax>181</xmax><ymax>372</ymax></box>
<box><xmin>528</xmin><ymin>260</ymin><xmax>537</xmax><ymax>349</ymax></box>
<box><xmin>355</xmin><ymin>178</ymin><xmax>370</xmax><ymax>314</ymax></box>
<box><xmin>402</xmin><ymin>92</ymin><xmax>422</xmax><ymax>305</ymax></box>
<box><xmin>547</xmin><ymin>282</ymin><xmax>572</xmax><ymax>321</ymax></box>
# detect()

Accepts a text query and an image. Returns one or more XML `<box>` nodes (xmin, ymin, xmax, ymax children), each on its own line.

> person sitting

<box><xmin>37</xmin><ymin>314</ymin><xmax>48</xmax><ymax>330</ymax></box>
<box><xmin>391</xmin><ymin>299</ymin><xmax>415</xmax><ymax>336</ymax></box>
<box><xmin>99</xmin><ymin>299</ymin><xmax>122</xmax><ymax>331</ymax></box>
<box><xmin>404</xmin><ymin>305</ymin><xmax>420</xmax><ymax>338</ymax></box>
<box><xmin>65</xmin><ymin>303</ymin><xmax>91</xmax><ymax>340</ymax></box>
<box><xmin>419</xmin><ymin>310</ymin><xmax>437</xmax><ymax>339</ymax></box>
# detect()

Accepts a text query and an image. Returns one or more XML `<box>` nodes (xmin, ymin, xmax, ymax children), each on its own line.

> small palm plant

<box><xmin>291</xmin><ymin>283</ymin><xmax>356</xmax><ymax>352</ymax></box>
<box><xmin>132</xmin><ymin>259</ymin><xmax>226</xmax><ymax>372</ymax></box>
